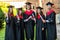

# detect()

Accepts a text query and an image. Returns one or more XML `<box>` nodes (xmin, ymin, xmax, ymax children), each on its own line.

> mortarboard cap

<box><xmin>7</xmin><ymin>5</ymin><xmax>14</xmax><ymax>8</ymax></box>
<box><xmin>46</xmin><ymin>2</ymin><xmax>54</xmax><ymax>6</ymax></box>
<box><xmin>17</xmin><ymin>8</ymin><xmax>22</xmax><ymax>10</ymax></box>
<box><xmin>25</xmin><ymin>2</ymin><xmax>32</xmax><ymax>5</ymax></box>
<box><xmin>36</xmin><ymin>6</ymin><xmax>43</xmax><ymax>10</ymax></box>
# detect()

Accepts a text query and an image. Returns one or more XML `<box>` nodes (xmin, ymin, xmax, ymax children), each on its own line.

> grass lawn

<box><xmin>0</xmin><ymin>22</ymin><xmax>6</xmax><ymax>40</ymax></box>
<box><xmin>0</xmin><ymin>28</ymin><xmax>5</xmax><ymax>40</ymax></box>
<box><xmin>0</xmin><ymin>22</ymin><xmax>36</xmax><ymax>40</ymax></box>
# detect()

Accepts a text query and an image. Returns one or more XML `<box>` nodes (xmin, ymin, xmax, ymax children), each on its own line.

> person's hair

<box><xmin>26</xmin><ymin>5</ymin><xmax>31</xmax><ymax>10</ymax></box>
<box><xmin>36</xmin><ymin>9</ymin><xmax>43</xmax><ymax>18</ymax></box>
<box><xmin>17</xmin><ymin>10</ymin><xmax>23</xmax><ymax>16</ymax></box>
<box><xmin>8</xmin><ymin>8</ymin><xmax>13</xmax><ymax>16</ymax></box>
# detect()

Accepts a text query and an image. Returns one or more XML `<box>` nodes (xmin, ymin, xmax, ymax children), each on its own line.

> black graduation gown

<box><xmin>41</xmin><ymin>12</ymin><xmax>46</xmax><ymax>40</ymax></box>
<box><xmin>15</xmin><ymin>16</ymin><xmax>24</xmax><ymax>40</ymax></box>
<box><xmin>36</xmin><ymin>14</ymin><xmax>46</xmax><ymax>40</ymax></box>
<box><xmin>5</xmin><ymin>16</ymin><xmax>15</xmax><ymax>40</ymax></box>
<box><xmin>46</xmin><ymin>11</ymin><xmax>57</xmax><ymax>40</ymax></box>
<box><xmin>23</xmin><ymin>11</ymin><xmax>35</xmax><ymax>40</ymax></box>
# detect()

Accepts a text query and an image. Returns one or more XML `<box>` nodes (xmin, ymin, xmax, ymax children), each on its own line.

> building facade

<box><xmin>0</xmin><ymin>0</ymin><xmax>60</xmax><ymax>13</ymax></box>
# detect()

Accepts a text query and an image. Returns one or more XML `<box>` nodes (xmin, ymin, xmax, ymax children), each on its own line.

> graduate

<box><xmin>36</xmin><ymin>6</ymin><xmax>46</xmax><ymax>40</ymax></box>
<box><xmin>15</xmin><ymin>8</ymin><xmax>24</xmax><ymax>40</ymax></box>
<box><xmin>5</xmin><ymin>5</ymin><xmax>16</xmax><ymax>40</ymax></box>
<box><xmin>23</xmin><ymin>2</ymin><xmax>35</xmax><ymax>40</ymax></box>
<box><xmin>45</xmin><ymin>2</ymin><xmax>57</xmax><ymax>40</ymax></box>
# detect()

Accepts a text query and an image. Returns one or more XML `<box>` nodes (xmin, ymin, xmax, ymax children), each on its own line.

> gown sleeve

<box><xmin>46</xmin><ymin>12</ymin><xmax>55</xmax><ymax>23</ymax></box>
<box><xmin>42</xmin><ymin>15</ymin><xmax>46</xmax><ymax>28</ymax></box>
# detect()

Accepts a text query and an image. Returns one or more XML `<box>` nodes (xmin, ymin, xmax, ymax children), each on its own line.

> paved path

<box><xmin>56</xmin><ymin>24</ymin><xmax>60</xmax><ymax>40</ymax></box>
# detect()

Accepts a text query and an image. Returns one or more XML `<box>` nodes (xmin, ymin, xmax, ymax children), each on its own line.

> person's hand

<box><xmin>42</xmin><ymin>19</ymin><xmax>46</xmax><ymax>23</ymax></box>
<box><xmin>42</xmin><ymin>28</ymin><xmax>44</xmax><ymax>31</ymax></box>
<box><xmin>28</xmin><ymin>16</ymin><xmax>32</xmax><ymax>19</ymax></box>
<box><xmin>26</xmin><ymin>19</ymin><xmax>29</xmax><ymax>21</ymax></box>
<box><xmin>17</xmin><ymin>15</ymin><xmax>20</xmax><ymax>20</ymax></box>
<box><xmin>5</xmin><ymin>13</ymin><xmax>8</xmax><ymax>17</ymax></box>
<box><xmin>24</xmin><ymin>19</ymin><xmax>29</xmax><ymax>22</ymax></box>
<box><xmin>33</xmin><ymin>18</ymin><xmax>36</xmax><ymax>23</ymax></box>
<box><xmin>31</xmin><ymin>17</ymin><xmax>34</xmax><ymax>20</ymax></box>
<box><xmin>17</xmin><ymin>17</ymin><xmax>20</xmax><ymax>20</ymax></box>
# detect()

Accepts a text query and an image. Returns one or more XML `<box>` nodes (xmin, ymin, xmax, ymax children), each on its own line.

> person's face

<box><xmin>47</xmin><ymin>5</ymin><xmax>52</xmax><ymax>10</ymax></box>
<box><xmin>9</xmin><ymin>8</ymin><xmax>13</xmax><ymax>13</ymax></box>
<box><xmin>37</xmin><ymin>9</ymin><xmax>41</xmax><ymax>14</ymax></box>
<box><xmin>26</xmin><ymin>5</ymin><xmax>31</xmax><ymax>10</ymax></box>
<box><xmin>19</xmin><ymin>10</ymin><xmax>22</xmax><ymax>15</ymax></box>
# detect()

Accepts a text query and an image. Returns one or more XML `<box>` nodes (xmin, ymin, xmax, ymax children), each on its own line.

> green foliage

<box><xmin>0</xmin><ymin>8</ymin><xmax>5</xmax><ymax>29</ymax></box>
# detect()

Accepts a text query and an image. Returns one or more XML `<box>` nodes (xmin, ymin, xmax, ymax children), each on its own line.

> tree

<box><xmin>0</xmin><ymin>7</ymin><xmax>5</xmax><ymax>29</ymax></box>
